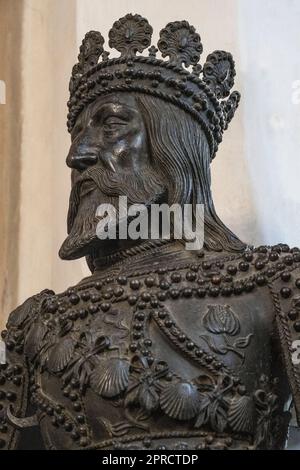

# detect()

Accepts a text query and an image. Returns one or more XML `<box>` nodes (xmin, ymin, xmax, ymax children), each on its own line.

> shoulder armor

<box><xmin>0</xmin><ymin>289</ymin><xmax>54</xmax><ymax>449</ymax></box>
<box><xmin>7</xmin><ymin>289</ymin><xmax>54</xmax><ymax>330</ymax></box>
<box><xmin>268</xmin><ymin>250</ymin><xmax>300</xmax><ymax>425</ymax></box>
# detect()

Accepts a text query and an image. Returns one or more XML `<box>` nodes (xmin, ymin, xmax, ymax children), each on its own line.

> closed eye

<box><xmin>103</xmin><ymin>116</ymin><xmax>127</xmax><ymax>132</ymax></box>
<box><xmin>104</xmin><ymin>116</ymin><xmax>127</xmax><ymax>126</ymax></box>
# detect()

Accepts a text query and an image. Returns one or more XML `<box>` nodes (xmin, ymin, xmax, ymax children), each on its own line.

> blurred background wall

<box><xmin>0</xmin><ymin>0</ymin><xmax>300</xmax><ymax>331</ymax></box>
<box><xmin>0</xmin><ymin>0</ymin><xmax>23</xmax><ymax>331</ymax></box>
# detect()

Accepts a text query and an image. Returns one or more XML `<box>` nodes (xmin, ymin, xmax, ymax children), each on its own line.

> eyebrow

<box><xmin>92</xmin><ymin>99</ymin><xmax>137</xmax><ymax>114</ymax></box>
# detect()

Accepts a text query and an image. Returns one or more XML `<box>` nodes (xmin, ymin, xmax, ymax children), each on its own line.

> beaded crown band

<box><xmin>68</xmin><ymin>14</ymin><xmax>241</xmax><ymax>159</ymax></box>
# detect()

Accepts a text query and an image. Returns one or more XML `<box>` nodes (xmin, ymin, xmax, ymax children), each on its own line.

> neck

<box><xmin>90</xmin><ymin>239</ymin><xmax>175</xmax><ymax>271</ymax></box>
<box><xmin>79</xmin><ymin>240</ymin><xmax>241</xmax><ymax>287</ymax></box>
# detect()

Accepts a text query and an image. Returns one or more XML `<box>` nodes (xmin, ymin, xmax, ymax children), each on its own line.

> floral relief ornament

<box><xmin>9</xmin><ymin>291</ymin><xmax>281</xmax><ymax>446</ymax></box>
<box><xmin>200</xmin><ymin>304</ymin><xmax>253</xmax><ymax>361</ymax></box>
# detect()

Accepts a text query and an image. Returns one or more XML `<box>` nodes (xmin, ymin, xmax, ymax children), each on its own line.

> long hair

<box><xmin>135</xmin><ymin>93</ymin><xmax>246</xmax><ymax>252</ymax></box>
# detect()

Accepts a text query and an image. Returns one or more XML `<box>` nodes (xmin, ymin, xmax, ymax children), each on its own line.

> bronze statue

<box><xmin>1</xmin><ymin>14</ymin><xmax>300</xmax><ymax>450</ymax></box>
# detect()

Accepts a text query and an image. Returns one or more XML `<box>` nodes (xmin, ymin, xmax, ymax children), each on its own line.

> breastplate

<box><xmin>18</xmin><ymin>249</ymin><xmax>292</xmax><ymax>450</ymax></box>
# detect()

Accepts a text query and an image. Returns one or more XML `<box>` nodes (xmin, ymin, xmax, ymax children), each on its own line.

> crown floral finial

<box><xmin>108</xmin><ymin>13</ymin><xmax>153</xmax><ymax>58</ymax></box>
<box><xmin>157</xmin><ymin>20</ymin><xmax>203</xmax><ymax>67</ymax></box>
<box><xmin>203</xmin><ymin>51</ymin><xmax>236</xmax><ymax>99</ymax></box>
<box><xmin>69</xmin><ymin>31</ymin><xmax>104</xmax><ymax>93</ymax></box>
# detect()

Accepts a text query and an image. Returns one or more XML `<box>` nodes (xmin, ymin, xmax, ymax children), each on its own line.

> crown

<box><xmin>67</xmin><ymin>14</ymin><xmax>240</xmax><ymax>158</ymax></box>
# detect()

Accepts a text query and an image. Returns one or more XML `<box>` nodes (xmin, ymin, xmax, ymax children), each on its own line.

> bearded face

<box><xmin>60</xmin><ymin>92</ymin><xmax>245</xmax><ymax>261</ymax></box>
<box><xmin>59</xmin><ymin>93</ymin><xmax>165</xmax><ymax>260</ymax></box>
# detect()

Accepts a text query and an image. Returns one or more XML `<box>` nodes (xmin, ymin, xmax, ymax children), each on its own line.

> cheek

<box><xmin>112</xmin><ymin>139</ymin><xmax>131</xmax><ymax>160</ymax></box>
<box><xmin>112</xmin><ymin>132</ymin><xmax>147</xmax><ymax>160</ymax></box>
<box><xmin>131</xmin><ymin>133</ymin><xmax>145</xmax><ymax>152</ymax></box>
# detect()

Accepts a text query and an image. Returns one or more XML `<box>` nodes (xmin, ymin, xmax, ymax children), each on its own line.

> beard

<box><xmin>59</xmin><ymin>165</ymin><xmax>166</xmax><ymax>260</ymax></box>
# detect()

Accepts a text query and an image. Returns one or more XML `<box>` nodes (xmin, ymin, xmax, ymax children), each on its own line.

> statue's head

<box><xmin>59</xmin><ymin>14</ymin><xmax>245</xmax><ymax>266</ymax></box>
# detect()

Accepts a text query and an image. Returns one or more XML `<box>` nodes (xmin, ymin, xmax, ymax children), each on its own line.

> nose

<box><xmin>66</xmin><ymin>151</ymin><xmax>98</xmax><ymax>171</ymax></box>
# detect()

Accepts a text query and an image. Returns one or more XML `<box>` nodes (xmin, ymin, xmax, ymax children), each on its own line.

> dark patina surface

<box><xmin>0</xmin><ymin>14</ymin><xmax>299</xmax><ymax>450</ymax></box>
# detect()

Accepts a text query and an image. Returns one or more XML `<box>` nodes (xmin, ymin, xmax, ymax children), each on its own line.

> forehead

<box><xmin>89</xmin><ymin>93</ymin><xmax>138</xmax><ymax>114</ymax></box>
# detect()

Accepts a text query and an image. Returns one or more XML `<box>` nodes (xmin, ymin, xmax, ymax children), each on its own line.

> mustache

<box><xmin>67</xmin><ymin>164</ymin><xmax>166</xmax><ymax>234</ymax></box>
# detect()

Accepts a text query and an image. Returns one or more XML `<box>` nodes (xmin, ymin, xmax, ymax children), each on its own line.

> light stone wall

<box><xmin>18</xmin><ymin>0</ymin><xmax>83</xmax><ymax>308</ymax></box>
<box><xmin>0</xmin><ymin>0</ymin><xmax>23</xmax><ymax>330</ymax></box>
<box><xmin>0</xmin><ymin>0</ymin><xmax>300</xmax><ymax>329</ymax></box>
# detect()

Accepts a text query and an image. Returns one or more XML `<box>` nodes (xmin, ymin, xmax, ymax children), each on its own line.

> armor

<box><xmin>1</xmin><ymin>243</ymin><xmax>300</xmax><ymax>450</ymax></box>
<box><xmin>1</xmin><ymin>14</ymin><xmax>299</xmax><ymax>450</ymax></box>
